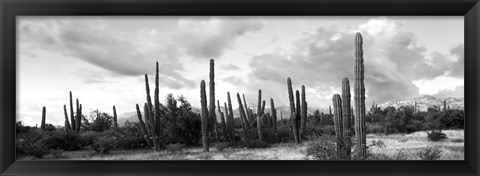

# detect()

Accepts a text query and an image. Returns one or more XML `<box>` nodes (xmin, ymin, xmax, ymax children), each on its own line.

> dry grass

<box><xmin>18</xmin><ymin>130</ymin><xmax>464</xmax><ymax>160</ymax></box>
<box><xmin>366</xmin><ymin>130</ymin><xmax>464</xmax><ymax>160</ymax></box>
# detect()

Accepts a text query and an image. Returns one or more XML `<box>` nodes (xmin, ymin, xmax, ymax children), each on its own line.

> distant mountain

<box><xmin>378</xmin><ymin>95</ymin><xmax>464</xmax><ymax>111</ymax></box>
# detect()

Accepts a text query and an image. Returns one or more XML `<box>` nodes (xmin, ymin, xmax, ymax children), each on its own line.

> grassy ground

<box><xmin>19</xmin><ymin>130</ymin><xmax>464</xmax><ymax>160</ymax></box>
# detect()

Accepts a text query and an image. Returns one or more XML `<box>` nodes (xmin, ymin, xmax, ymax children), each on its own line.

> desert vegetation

<box><xmin>16</xmin><ymin>32</ymin><xmax>464</xmax><ymax>160</ymax></box>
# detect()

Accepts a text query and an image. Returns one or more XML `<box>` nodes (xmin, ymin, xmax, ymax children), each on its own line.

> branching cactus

<box><xmin>332</xmin><ymin>94</ymin><xmax>344</xmax><ymax>158</ymax></box>
<box><xmin>237</xmin><ymin>93</ymin><xmax>248</xmax><ymax>132</ymax></box>
<box><xmin>354</xmin><ymin>32</ymin><xmax>367</xmax><ymax>158</ymax></box>
<box><xmin>256</xmin><ymin>89</ymin><xmax>263</xmax><ymax>142</ymax></box>
<box><xmin>41</xmin><ymin>106</ymin><xmax>46</xmax><ymax>130</ymax></box>
<box><xmin>144</xmin><ymin>74</ymin><xmax>158</xmax><ymax>149</ymax></box>
<box><xmin>342</xmin><ymin>78</ymin><xmax>352</xmax><ymax>158</ymax></box>
<box><xmin>200</xmin><ymin>80</ymin><xmax>209</xmax><ymax>151</ymax></box>
<box><xmin>136</xmin><ymin>104</ymin><xmax>152</xmax><ymax>147</ymax></box>
<box><xmin>287</xmin><ymin>77</ymin><xmax>299</xmax><ymax>143</ymax></box>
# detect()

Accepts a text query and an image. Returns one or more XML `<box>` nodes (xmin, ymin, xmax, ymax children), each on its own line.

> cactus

<box><xmin>300</xmin><ymin>85</ymin><xmax>307</xmax><ymax>137</ymax></box>
<box><xmin>332</xmin><ymin>94</ymin><xmax>344</xmax><ymax>158</ymax></box>
<box><xmin>113</xmin><ymin>105</ymin><xmax>118</xmax><ymax>128</ymax></box>
<box><xmin>271</xmin><ymin>98</ymin><xmax>277</xmax><ymax>135</ymax></box>
<box><xmin>41</xmin><ymin>106</ymin><xmax>46</xmax><ymax>130</ymax></box>
<box><xmin>209</xmin><ymin>59</ymin><xmax>216</xmax><ymax>135</ymax></box>
<box><xmin>200</xmin><ymin>80</ymin><xmax>209</xmax><ymax>151</ymax></box>
<box><xmin>354</xmin><ymin>32</ymin><xmax>367</xmax><ymax>158</ymax></box>
<box><xmin>69</xmin><ymin>91</ymin><xmax>75</xmax><ymax>131</ymax></box>
<box><xmin>329</xmin><ymin>106</ymin><xmax>332</xmax><ymax>115</ymax></box>
<box><xmin>342</xmin><ymin>78</ymin><xmax>352</xmax><ymax>158</ymax></box>
<box><xmin>224</xmin><ymin>102</ymin><xmax>230</xmax><ymax>140</ymax></box>
<box><xmin>295</xmin><ymin>90</ymin><xmax>301</xmax><ymax>143</ymax></box>
<box><xmin>144</xmin><ymin>74</ymin><xmax>158</xmax><ymax>149</ymax></box>
<box><xmin>237</xmin><ymin>93</ymin><xmax>248</xmax><ymax>132</ymax></box>
<box><xmin>414</xmin><ymin>101</ymin><xmax>417</xmax><ymax>112</ymax></box>
<box><xmin>154</xmin><ymin>62</ymin><xmax>162</xmax><ymax>144</ymax></box>
<box><xmin>144</xmin><ymin>103</ymin><xmax>154</xmax><ymax>146</ymax></box>
<box><xmin>443</xmin><ymin>100</ymin><xmax>447</xmax><ymax>111</ymax></box>
<box><xmin>63</xmin><ymin>105</ymin><xmax>71</xmax><ymax>132</ymax></box>
<box><xmin>242</xmin><ymin>94</ymin><xmax>251</xmax><ymax>128</ymax></box>
<box><xmin>217</xmin><ymin>100</ymin><xmax>228</xmax><ymax>141</ymax></box>
<box><xmin>227</xmin><ymin>92</ymin><xmax>235</xmax><ymax>142</ymax></box>
<box><xmin>136</xmin><ymin>104</ymin><xmax>152</xmax><ymax>147</ymax></box>
<box><xmin>75</xmin><ymin>99</ymin><xmax>81</xmax><ymax>133</ymax></box>
<box><xmin>280</xmin><ymin>111</ymin><xmax>283</xmax><ymax>125</ymax></box>
<box><xmin>287</xmin><ymin>78</ymin><xmax>299</xmax><ymax>143</ymax></box>
<box><xmin>256</xmin><ymin>89</ymin><xmax>263</xmax><ymax>142</ymax></box>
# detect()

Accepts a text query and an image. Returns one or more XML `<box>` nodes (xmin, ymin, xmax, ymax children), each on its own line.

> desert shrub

<box><xmin>427</xmin><ymin>130</ymin><xmax>447</xmax><ymax>141</ymax></box>
<box><xmin>393</xmin><ymin>148</ymin><xmax>408</xmax><ymax>160</ymax></box>
<box><xmin>16</xmin><ymin>121</ymin><xmax>33</xmax><ymax>134</ymax></box>
<box><xmin>165</xmin><ymin>143</ymin><xmax>186</xmax><ymax>154</ymax></box>
<box><xmin>50</xmin><ymin>150</ymin><xmax>64</xmax><ymax>159</ymax></box>
<box><xmin>303</xmin><ymin>135</ymin><xmax>339</xmax><ymax>160</ymax></box>
<box><xmin>366</xmin><ymin>122</ymin><xmax>384</xmax><ymax>134</ymax></box>
<box><xmin>42</xmin><ymin>132</ymin><xmax>89</xmax><ymax>151</ymax></box>
<box><xmin>29</xmin><ymin>143</ymin><xmax>50</xmax><ymax>159</ymax></box>
<box><xmin>116</xmin><ymin>136</ymin><xmax>147</xmax><ymax>150</ymax></box>
<box><xmin>417</xmin><ymin>146</ymin><xmax>442</xmax><ymax>160</ymax></box>
<box><xmin>214</xmin><ymin>142</ymin><xmax>234</xmax><ymax>151</ymax></box>
<box><xmin>240</xmin><ymin>140</ymin><xmax>270</xmax><ymax>149</ymax></box>
<box><xmin>91</xmin><ymin>136</ymin><xmax>118</xmax><ymax>154</ymax></box>
<box><xmin>321</xmin><ymin>125</ymin><xmax>335</xmax><ymax>136</ymax></box>
<box><xmin>276</xmin><ymin>124</ymin><xmax>294</xmax><ymax>143</ymax></box>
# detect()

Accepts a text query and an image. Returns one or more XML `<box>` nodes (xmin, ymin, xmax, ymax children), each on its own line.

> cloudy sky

<box><xmin>17</xmin><ymin>16</ymin><xmax>464</xmax><ymax>126</ymax></box>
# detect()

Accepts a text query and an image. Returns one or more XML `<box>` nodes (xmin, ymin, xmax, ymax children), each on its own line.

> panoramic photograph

<box><xmin>16</xmin><ymin>16</ymin><xmax>464</xmax><ymax>160</ymax></box>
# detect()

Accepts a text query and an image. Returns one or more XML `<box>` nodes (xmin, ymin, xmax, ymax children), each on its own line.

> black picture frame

<box><xmin>1</xmin><ymin>0</ymin><xmax>479</xmax><ymax>175</ymax></box>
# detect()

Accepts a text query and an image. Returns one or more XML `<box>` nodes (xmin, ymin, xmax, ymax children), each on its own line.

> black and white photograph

<box><xmin>16</xmin><ymin>16</ymin><xmax>464</xmax><ymax>160</ymax></box>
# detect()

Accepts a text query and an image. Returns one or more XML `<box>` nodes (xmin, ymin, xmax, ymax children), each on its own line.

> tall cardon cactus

<box><xmin>332</xmin><ymin>94</ymin><xmax>343</xmax><ymax>158</ymax></box>
<box><xmin>209</xmin><ymin>59</ymin><xmax>216</xmax><ymax>135</ymax></box>
<box><xmin>300</xmin><ymin>85</ymin><xmax>307</xmax><ymax>137</ymax></box>
<box><xmin>200</xmin><ymin>80</ymin><xmax>209</xmax><ymax>151</ymax></box>
<box><xmin>354</xmin><ymin>32</ymin><xmax>367</xmax><ymax>158</ymax></box>
<box><xmin>41</xmin><ymin>106</ymin><xmax>46</xmax><ymax>130</ymax></box>
<box><xmin>287</xmin><ymin>78</ymin><xmax>299</xmax><ymax>143</ymax></box>
<box><xmin>342</xmin><ymin>78</ymin><xmax>352</xmax><ymax>158</ymax></box>
<box><xmin>256</xmin><ymin>89</ymin><xmax>263</xmax><ymax>141</ymax></box>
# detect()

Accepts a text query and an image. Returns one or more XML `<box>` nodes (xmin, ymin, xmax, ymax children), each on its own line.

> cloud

<box><xmin>220</xmin><ymin>64</ymin><xmax>241</xmax><ymax>71</ymax></box>
<box><xmin>243</xmin><ymin>17</ymin><xmax>463</xmax><ymax>107</ymax></box>
<box><xmin>19</xmin><ymin>17</ymin><xmax>265</xmax><ymax>89</ymax></box>
<box><xmin>434</xmin><ymin>86</ymin><xmax>464</xmax><ymax>98</ymax></box>
<box><xmin>175</xmin><ymin>17</ymin><xmax>264</xmax><ymax>59</ymax></box>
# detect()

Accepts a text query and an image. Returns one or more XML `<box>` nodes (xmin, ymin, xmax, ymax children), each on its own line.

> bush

<box><xmin>116</xmin><ymin>136</ymin><xmax>147</xmax><ymax>150</ymax></box>
<box><xmin>240</xmin><ymin>140</ymin><xmax>270</xmax><ymax>149</ymax></box>
<box><xmin>91</xmin><ymin>136</ymin><xmax>118</xmax><ymax>154</ymax></box>
<box><xmin>303</xmin><ymin>136</ymin><xmax>339</xmax><ymax>160</ymax></box>
<box><xmin>165</xmin><ymin>143</ymin><xmax>186</xmax><ymax>154</ymax></box>
<box><xmin>42</xmin><ymin>132</ymin><xmax>89</xmax><ymax>151</ymax></box>
<box><xmin>50</xmin><ymin>150</ymin><xmax>64</xmax><ymax>159</ymax></box>
<box><xmin>417</xmin><ymin>146</ymin><xmax>442</xmax><ymax>160</ymax></box>
<box><xmin>215</xmin><ymin>142</ymin><xmax>234</xmax><ymax>151</ymax></box>
<box><xmin>427</xmin><ymin>130</ymin><xmax>447</xmax><ymax>141</ymax></box>
<box><xmin>29</xmin><ymin>143</ymin><xmax>50</xmax><ymax>159</ymax></box>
